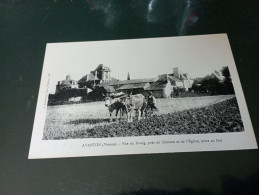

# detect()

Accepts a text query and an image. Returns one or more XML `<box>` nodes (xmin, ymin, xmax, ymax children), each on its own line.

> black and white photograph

<box><xmin>29</xmin><ymin>34</ymin><xmax>257</xmax><ymax>159</ymax></box>
<box><xmin>45</xmin><ymin>64</ymin><xmax>241</xmax><ymax>140</ymax></box>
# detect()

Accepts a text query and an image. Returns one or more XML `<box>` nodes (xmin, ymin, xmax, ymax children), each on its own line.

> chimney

<box><xmin>66</xmin><ymin>75</ymin><xmax>71</xmax><ymax>80</ymax></box>
<box><xmin>185</xmin><ymin>73</ymin><xmax>189</xmax><ymax>79</ymax></box>
<box><xmin>173</xmin><ymin>67</ymin><xmax>180</xmax><ymax>79</ymax></box>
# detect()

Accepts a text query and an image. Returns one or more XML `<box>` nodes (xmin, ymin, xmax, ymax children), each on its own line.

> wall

<box><xmin>144</xmin><ymin>90</ymin><xmax>165</xmax><ymax>98</ymax></box>
<box><xmin>118</xmin><ymin>88</ymin><xmax>144</xmax><ymax>95</ymax></box>
<box><xmin>164</xmin><ymin>82</ymin><xmax>172</xmax><ymax>98</ymax></box>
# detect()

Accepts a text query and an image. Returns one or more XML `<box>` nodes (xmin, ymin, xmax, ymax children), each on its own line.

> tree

<box><xmin>221</xmin><ymin>66</ymin><xmax>231</xmax><ymax>79</ymax></box>
<box><xmin>221</xmin><ymin>66</ymin><xmax>234</xmax><ymax>94</ymax></box>
<box><xmin>201</xmin><ymin>77</ymin><xmax>223</xmax><ymax>95</ymax></box>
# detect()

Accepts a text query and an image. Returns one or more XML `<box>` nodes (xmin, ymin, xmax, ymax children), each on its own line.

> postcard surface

<box><xmin>29</xmin><ymin>34</ymin><xmax>257</xmax><ymax>159</ymax></box>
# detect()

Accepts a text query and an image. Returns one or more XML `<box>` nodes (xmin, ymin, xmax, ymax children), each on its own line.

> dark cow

<box><xmin>125</xmin><ymin>94</ymin><xmax>147</xmax><ymax>122</ymax></box>
<box><xmin>105</xmin><ymin>97</ymin><xmax>127</xmax><ymax>122</ymax></box>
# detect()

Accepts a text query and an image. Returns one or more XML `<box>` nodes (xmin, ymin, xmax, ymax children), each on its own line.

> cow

<box><xmin>124</xmin><ymin>94</ymin><xmax>147</xmax><ymax>122</ymax></box>
<box><xmin>105</xmin><ymin>97</ymin><xmax>127</xmax><ymax>122</ymax></box>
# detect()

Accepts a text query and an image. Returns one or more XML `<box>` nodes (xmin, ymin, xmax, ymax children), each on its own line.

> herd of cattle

<box><xmin>104</xmin><ymin>93</ymin><xmax>151</xmax><ymax>122</ymax></box>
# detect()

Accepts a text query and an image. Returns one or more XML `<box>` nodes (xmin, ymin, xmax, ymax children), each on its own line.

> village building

<box><xmin>117</xmin><ymin>82</ymin><xmax>150</xmax><ymax>94</ymax></box>
<box><xmin>78</xmin><ymin>64</ymin><xmax>117</xmax><ymax>89</ymax></box>
<box><xmin>55</xmin><ymin>65</ymin><xmax>194</xmax><ymax>99</ymax></box>
<box><xmin>96</xmin><ymin>67</ymin><xmax>194</xmax><ymax>98</ymax></box>
<box><xmin>169</xmin><ymin>67</ymin><xmax>194</xmax><ymax>90</ymax></box>
<box><xmin>148</xmin><ymin>74</ymin><xmax>182</xmax><ymax>97</ymax></box>
<box><xmin>206</xmin><ymin>71</ymin><xmax>224</xmax><ymax>81</ymax></box>
<box><xmin>55</xmin><ymin>75</ymin><xmax>78</xmax><ymax>94</ymax></box>
<box><xmin>97</xmin><ymin>78</ymin><xmax>154</xmax><ymax>95</ymax></box>
<box><xmin>144</xmin><ymin>82</ymin><xmax>172</xmax><ymax>98</ymax></box>
<box><xmin>194</xmin><ymin>70</ymin><xmax>224</xmax><ymax>85</ymax></box>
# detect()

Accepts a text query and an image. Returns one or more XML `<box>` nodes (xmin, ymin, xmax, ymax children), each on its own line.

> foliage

<box><xmin>171</xmin><ymin>87</ymin><xmax>186</xmax><ymax>97</ymax></box>
<box><xmin>48</xmin><ymin>88</ymin><xmax>88</xmax><ymax>105</ymax></box>
<box><xmin>86</xmin><ymin>89</ymin><xmax>106</xmax><ymax>101</ymax></box>
<box><xmin>221</xmin><ymin>66</ymin><xmax>235</xmax><ymax>94</ymax></box>
<box><xmin>191</xmin><ymin>67</ymin><xmax>235</xmax><ymax>95</ymax></box>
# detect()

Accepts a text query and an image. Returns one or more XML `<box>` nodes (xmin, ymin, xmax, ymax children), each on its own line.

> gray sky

<box><xmin>43</xmin><ymin>34</ymin><xmax>233</xmax><ymax>94</ymax></box>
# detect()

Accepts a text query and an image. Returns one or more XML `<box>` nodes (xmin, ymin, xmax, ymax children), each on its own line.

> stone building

<box><xmin>96</xmin><ymin>67</ymin><xmax>194</xmax><ymax>98</ymax></box>
<box><xmin>144</xmin><ymin>82</ymin><xmax>172</xmax><ymax>98</ymax></box>
<box><xmin>78</xmin><ymin>64</ymin><xmax>117</xmax><ymax>89</ymax></box>
<box><xmin>169</xmin><ymin>67</ymin><xmax>194</xmax><ymax>91</ymax></box>
<box><xmin>102</xmin><ymin>78</ymin><xmax>154</xmax><ymax>94</ymax></box>
<box><xmin>57</xmin><ymin>65</ymin><xmax>195</xmax><ymax>99</ymax></box>
<box><xmin>55</xmin><ymin>75</ymin><xmax>78</xmax><ymax>94</ymax></box>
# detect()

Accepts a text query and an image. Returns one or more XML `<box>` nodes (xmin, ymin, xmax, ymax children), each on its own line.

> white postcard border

<box><xmin>29</xmin><ymin>34</ymin><xmax>258</xmax><ymax>159</ymax></box>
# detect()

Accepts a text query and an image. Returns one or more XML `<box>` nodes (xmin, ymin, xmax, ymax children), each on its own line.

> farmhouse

<box><xmin>56</xmin><ymin>75</ymin><xmax>78</xmax><ymax>94</ymax></box>
<box><xmin>169</xmin><ymin>67</ymin><xmax>194</xmax><ymax>90</ymax></box>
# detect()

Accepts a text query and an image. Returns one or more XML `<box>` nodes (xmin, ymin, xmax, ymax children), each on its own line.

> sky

<box><xmin>43</xmin><ymin>34</ymin><xmax>234</xmax><ymax>94</ymax></box>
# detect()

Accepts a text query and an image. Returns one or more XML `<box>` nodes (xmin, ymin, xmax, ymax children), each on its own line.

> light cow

<box><xmin>125</xmin><ymin>94</ymin><xmax>147</xmax><ymax>122</ymax></box>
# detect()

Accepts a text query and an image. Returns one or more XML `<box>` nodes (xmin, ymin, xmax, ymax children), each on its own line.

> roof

<box><xmin>180</xmin><ymin>74</ymin><xmax>188</xmax><ymax>80</ymax></box>
<box><xmin>98</xmin><ymin>78</ymin><xmax>154</xmax><ymax>87</ymax></box>
<box><xmin>117</xmin><ymin>82</ymin><xmax>150</xmax><ymax>90</ymax></box>
<box><xmin>167</xmin><ymin>75</ymin><xmax>182</xmax><ymax>82</ymax></box>
<box><xmin>100</xmin><ymin>85</ymin><xmax>115</xmax><ymax>92</ymax></box>
<box><xmin>88</xmin><ymin>73</ymin><xmax>100</xmax><ymax>81</ymax></box>
<box><xmin>145</xmin><ymin>82</ymin><xmax>167</xmax><ymax>91</ymax></box>
<box><xmin>78</xmin><ymin>73</ymin><xmax>99</xmax><ymax>83</ymax></box>
<box><xmin>153</xmin><ymin>74</ymin><xmax>168</xmax><ymax>83</ymax></box>
<box><xmin>194</xmin><ymin>71</ymin><xmax>224</xmax><ymax>84</ymax></box>
<box><xmin>153</xmin><ymin>74</ymin><xmax>183</xmax><ymax>84</ymax></box>
<box><xmin>168</xmin><ymin>73</ymin><xmax>190</xmax><ymax>80</ymax></box>
<box><xmin>211</xmin><ymin>71</ymin><xmax>224</xmax><ymax>80</ymax></box>
<box><xmin>183</xmin><ymin>73</ymin><xmax>189</xmax><ymax>79</ymax></box>
<box><xmin>60</xmin><ymin>79</ymin><xmax>77</xmax><ymax>86</ymax></box>
<box><xmin>94</xmin><ymin>64</ymin><xmax>111</xmax><ymax>72</ymax></box>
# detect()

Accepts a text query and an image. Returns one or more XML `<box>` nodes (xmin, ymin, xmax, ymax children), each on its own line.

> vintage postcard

<box><xmin>29</xmin><ymin>34</ymin><xmax>257</xmax><ymax>159</ymax></box>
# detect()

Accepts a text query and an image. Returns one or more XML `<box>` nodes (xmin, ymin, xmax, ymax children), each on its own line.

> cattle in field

<box><xmin>125</xmin><ymin>94</ymin><xmax>147</xmax><ymax>122</ymax></box>
<box><xmin>105</xmin><ymin>97</ymin><xmax>127</xmax><ymax>122</ymax></box>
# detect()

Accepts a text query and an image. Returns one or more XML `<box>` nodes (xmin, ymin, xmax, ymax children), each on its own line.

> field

<box><xmin>43</xmin><ymin>95</ymin><xmax>243</xmax><ymax>140</ymax></box>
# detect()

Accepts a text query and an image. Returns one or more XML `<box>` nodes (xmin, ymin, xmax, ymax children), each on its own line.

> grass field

<box><xmin>43</xmin><ymin>95</ymin><xmax>236</xmax><ymax>140</ymax></box>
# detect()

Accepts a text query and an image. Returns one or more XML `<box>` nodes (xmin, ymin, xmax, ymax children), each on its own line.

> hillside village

<box><xmin>51</xmin><ymin>64</ymin><xmax>228</xmax><ymax>104</ymax></box>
